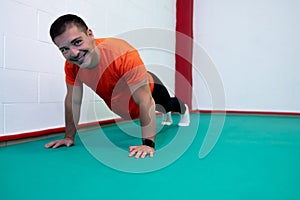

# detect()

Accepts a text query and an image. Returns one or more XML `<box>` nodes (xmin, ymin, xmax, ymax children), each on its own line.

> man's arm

<box><xmin>45</xmin><ymin>83</ymin><xmax>83</xmax><ymax>148</ymax></box>
<box><xmin>64</xmin><ymin>83</ymin><xmax>83</xmax><ymax>140</ymax></box>
<box><xmin>128</xmin><ymin>82</ymin><xmax>156</xmax><ymax>158</ymax></box>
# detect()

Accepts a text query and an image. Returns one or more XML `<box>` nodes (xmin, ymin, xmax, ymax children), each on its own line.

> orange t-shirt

<box><xmin>64</xmin><ymin>38</ymin><xmax>154</xmax><ymax>120</ymax></box>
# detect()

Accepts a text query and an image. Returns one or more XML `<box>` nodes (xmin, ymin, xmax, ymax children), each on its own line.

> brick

<box><xmin>4</xmin><ymin>102</ymin><xmax>64</xmax><ymax>134</ymax></box>
<box><xmin>39</xmin><ymin>73</ymin><xmax>66</xmax><ymax>103</ymax></box>
<box><xmin>0</xmin><ymin>0</ymin><xmax>37</xmax><ymax>39</ymax></box>
<box><xmin>0</xmin><ymin>69</ymin><xmax>38</xmax><ymax>103</ymax></box>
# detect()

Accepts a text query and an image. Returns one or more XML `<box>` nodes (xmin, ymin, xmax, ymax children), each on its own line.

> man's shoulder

<box><xmin>95</xmin><ymin>38</ymin><xmax>134</xmax><ymax>51</ymax></box>
<box><xmin>94</xmin><ymin>38</ymin><xmax>107</xmax><ymax>45</ymax></box>
<box><xmin>95</xmin><ymin>37</ymin><xmax>127</xmax><ymax>43</ymax></box>
<box><xmin>64</xmin><ymin>61</ymin><xmax>79</xmax><ymax>74</ymax></box>
<box><xmin>65</xmin><ymin>60</ymin><xmax>76</xmax><ymax>68</ymax></box>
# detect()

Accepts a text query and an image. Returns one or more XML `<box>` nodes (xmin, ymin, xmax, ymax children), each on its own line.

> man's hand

<box><xmin>129</xmin><ymin>145</ymin><xmax>154</xmax><ymax>158</ymax></box>
<box><xmin>45</xmin><ymin>137</ymin><xmax>74</xmax><ymax>149</ymax></box>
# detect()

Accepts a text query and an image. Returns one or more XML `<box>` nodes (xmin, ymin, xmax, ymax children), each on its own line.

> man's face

<box><xmin>54</xmin><ymin>25</ymin><xmax>99</xmax><ymax>69</ymax></box>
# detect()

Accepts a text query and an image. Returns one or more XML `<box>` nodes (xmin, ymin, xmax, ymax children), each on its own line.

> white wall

<box><xmin>0</xmin><ymin>0</ymin><xmax>176</xmax><ymax>136</ymax></box>
<box><xmin>193</xmin><ymin>0</ymin><xmax>300</xmax><ymax>113</ymax></box>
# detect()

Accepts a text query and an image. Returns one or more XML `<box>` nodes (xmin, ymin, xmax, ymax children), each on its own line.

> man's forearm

<box><xmin>139</xmin><ymin>98</ymin><xmax>156</xmax><ymax>142</ymax></box>
<box><xmin>64</xmin><ymin>100</ymin><xmax>81</xmax><ymax>140</ymax></box>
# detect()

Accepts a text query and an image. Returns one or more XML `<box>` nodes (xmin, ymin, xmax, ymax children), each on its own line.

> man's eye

<box><xmin>74</xmin><ymin>40</ymin><xmax>82</xmax><ymax>46</ymax></box>
<box><xmin>60</xmin><ymin>48</ymin><xmax>68</xmax><ymax>53</ymax></box>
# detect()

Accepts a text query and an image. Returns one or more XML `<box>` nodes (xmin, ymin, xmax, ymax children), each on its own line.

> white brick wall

<box><xmin>4</xmin><ymin>103</ymin><xmax>64</xmax><ymax>134</ymax></box>
<box><xmin>0</xmin><ymin>35</ymin><xmax>4</xmax><ymax>68</ymax></box>
<box><xmin>0</xmin><ymin>0</ymin><xmax>37</xmax><ymax>39</ymax></box>
<box><xmin>14</xmin><ymin>0</ymin><xmax>66</xmax><ymax>14</ymax></box>
<box><xmin>38</xmin><ymin>73</ymin><xmax>66</xmax><ymax>103</ymax></box>
<box><xmin>193</xmin><ymin>0</ymin><xmax>300</xmax><ymax>112</ymax></box>
<box><xmin>0</xmin><ymin>69</ymin><xmax>38</xmax><ymax>103</ymax></box>
<box><xmin>0</xmin><ymin>0</ymin><xmax>176</xmax><ymax>136</ymax></box>
<box><xmin>5</xmin><ymin>36</ymin><xmax>64</xmax><ymax>73</ymax></box>
<box><xmin>0</xmin><ymin>104</ymin><xmax>3</xmax><ymax>135</ymax></box>
<box><xmin>38</xmin><ymin>11</ymin><xmax>54</xmax><ymax>43</ymax></box>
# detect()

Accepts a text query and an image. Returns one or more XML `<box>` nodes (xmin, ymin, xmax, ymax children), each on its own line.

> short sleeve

<box><xmin>122</xmin><ymin>50</ymin><xmax>148</xmax><ymax>87</ymax></box>
<box><xmin>64</xmin><ymin>61</ymin><xmax>81</xmax><ymax>86</ymax></box>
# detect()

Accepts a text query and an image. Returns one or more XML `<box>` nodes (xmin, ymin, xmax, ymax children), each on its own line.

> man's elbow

<box><xmin>140</xmin><ymin>95</ymin><xmax>155</xmax><ymax>109</ymax></box>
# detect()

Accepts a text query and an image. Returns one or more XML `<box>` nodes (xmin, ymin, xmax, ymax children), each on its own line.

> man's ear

<box><xmin>87</xmin><ymin>29</ymin><xmax>94</xmax><ymax>38</ymax></box>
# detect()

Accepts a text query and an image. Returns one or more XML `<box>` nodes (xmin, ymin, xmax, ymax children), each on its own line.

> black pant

<box><xmin>148</xmin><ymin>71</ymin><xmax>186</xmax><ymax>114</ymax></box>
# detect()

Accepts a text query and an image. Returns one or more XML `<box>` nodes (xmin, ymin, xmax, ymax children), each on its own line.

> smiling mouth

<box><xmin>76</xmin><ymin>56</ymin><xmax>85</xmax><ymax>64</ymax></box>
<box><xmin>70</xmin><ymin>52</ymin><xmax>87</xmax><ymax>64</ymax></box>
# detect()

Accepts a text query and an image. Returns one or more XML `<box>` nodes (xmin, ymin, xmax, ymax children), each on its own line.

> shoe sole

<box><xmin>161</xmin><ymin>122</ymin><xmax>173</xmax><ymax>126</ymax></box>
<box><xmin>178</xmin><ymin>122</ymin><xmax>190</xmax><ymax>127</ymax></box>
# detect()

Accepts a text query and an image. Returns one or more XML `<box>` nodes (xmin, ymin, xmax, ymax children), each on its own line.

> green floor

<box><xmin>1</xmin><ymin>113</ymin><xmax>300</xmax><ymax>200</ymax></box>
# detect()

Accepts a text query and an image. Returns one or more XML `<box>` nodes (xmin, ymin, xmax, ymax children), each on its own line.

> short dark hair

<box><xmin>50</xmin><ymin>14</ymin><xmax>88</xmax><ymax>42</ymax></box>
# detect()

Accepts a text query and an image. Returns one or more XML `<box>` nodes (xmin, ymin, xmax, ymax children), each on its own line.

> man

<box><xmin>45</xmin><ymin>14</ymin><xmax>190</xmax><ymax>158</ymax></box>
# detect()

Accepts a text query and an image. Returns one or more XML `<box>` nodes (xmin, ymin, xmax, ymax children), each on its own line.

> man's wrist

<box><xmin>64</xmin><ymin>135</ymin><xmax>75</xmax><ymax>140</ymax></box>
<box><xmin>142</xmin><ymin>139</ymin><xmax>155</xmax><ymax>149</ymax></box>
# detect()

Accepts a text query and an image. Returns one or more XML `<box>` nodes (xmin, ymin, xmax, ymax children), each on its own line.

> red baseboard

<box><xmin>195</xmin><ymin>109</ymin><xmax>300</xmax><ymax>116</ymax></box>
<box><xmin>0</xmin><ymin>118</ymin><xmax>122</xmax><ymax>142</ymax></box>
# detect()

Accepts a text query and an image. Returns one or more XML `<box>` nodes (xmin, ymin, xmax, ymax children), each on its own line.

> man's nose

<box><xmin>69</xmin><ymin>47</ymin><xmax>80</xmax><ymax>58</ymax></box>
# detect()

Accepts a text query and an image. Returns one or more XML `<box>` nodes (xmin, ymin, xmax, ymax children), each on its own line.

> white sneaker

<box><xmin>178</xmin><ymin>104</ymin><xmax>190</xmax><ymax>126</ymax></box>
<box><xmin>161</xmin><ymin>112</ymin><xmax>173</xmax><ymax>126</ymax></box>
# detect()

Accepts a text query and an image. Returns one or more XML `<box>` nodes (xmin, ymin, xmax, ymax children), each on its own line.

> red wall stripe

<box><xmin>175</xmin><ymin>0</ymin><xmax>194</xmax><ymax>108</ymax></box>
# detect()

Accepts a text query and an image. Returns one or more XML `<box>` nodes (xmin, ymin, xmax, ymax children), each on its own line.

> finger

<box><xmin>129</xmin><ymin>149</ymin><xmax>137</xmax><ymax>157</ymax></box>
<box><xmin>129</xmin><ymin>146</ymin><xmax>137</xmax><ymax>152</ymax></box>
<box><xmin>149</xmin><ymin>151</ymin><xmax>154</xmax><ymax>158</ymax></box>
<box><xmin>141</xmin><ymin>151</ymin><xmax>148</xmax><ymax>158</ymax></box>
<box><xmin>45</xmin><ymin>141</ymin><xmax>56</xmax><ymax>148</ymax></box>
<box><xmin>135</xmin><ymin>151</ymin><xmax>143</xmax><ymax>158</ymax></box>
<box><xmin>66</xmin><ymin>141</ymin><xmax>73</xmax><ymax>147</ymax></box>
<box><xmin>52</xmin><ymin>141</ymin><xmax>64</xmax><ymax>148</ymax></box>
